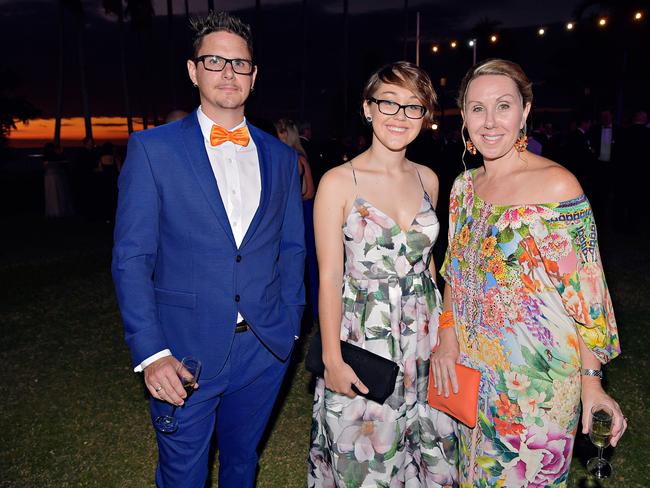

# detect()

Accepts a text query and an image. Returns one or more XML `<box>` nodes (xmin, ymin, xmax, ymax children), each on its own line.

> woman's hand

<box><xmin>430</xmin><ymin>327</ymin><xmax>460</xmax><ymax>397</ymax></box>
<box><xmin>324</xmin><ymin>358</ymin><xmax>369</xmax><ymax>398</ymax></box>
<box><xmin>581</xmin><ymin>378</ymin><xmax>628</xmax><ymax>447</ymax></box>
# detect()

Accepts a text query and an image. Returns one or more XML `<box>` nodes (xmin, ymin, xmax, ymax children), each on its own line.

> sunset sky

<box><xmin>8</xmin><ymin>118</ymin><xmax>145</xmax><ymax>147</ymax></box>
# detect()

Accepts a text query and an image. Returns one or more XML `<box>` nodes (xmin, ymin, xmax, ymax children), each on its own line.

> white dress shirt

<box><xmin>134</xmin><ymin>107</ymin><xmax>261</xmax><ymax>372</ymax></box>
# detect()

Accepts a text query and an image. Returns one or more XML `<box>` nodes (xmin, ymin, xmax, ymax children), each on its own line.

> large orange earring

<box><xmin>514</xmin><ymin>130</ymin><xmax>528</xmax><ymax>152</ymax></box>
<box><xmin>466</xmin><ymin>139</ymin><xmax>477</xmax><ymax>155</ymax></box>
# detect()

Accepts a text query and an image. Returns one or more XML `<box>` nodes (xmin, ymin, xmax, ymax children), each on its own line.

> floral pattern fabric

<box><xmin>308</xmin><ymin>189</ymin><xmax>459</xmax><ymax>488</ymax></box>
<box><xmin>440</xmin><ymin>170</ymin><xmax>620</xmax><ymax>487</ymax></box>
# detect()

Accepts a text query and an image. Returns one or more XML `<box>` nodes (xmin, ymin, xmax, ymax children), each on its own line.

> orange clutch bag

<box><xmin>427</xmin><ymin>362</ymin><xmax>481</xmax><ymax>428</ymax></box>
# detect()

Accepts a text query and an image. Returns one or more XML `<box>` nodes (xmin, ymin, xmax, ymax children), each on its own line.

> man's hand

<box><xmin>144</xmin><ymin>356</ymin><xmax>187</xmax><ymax>405</ymax></box>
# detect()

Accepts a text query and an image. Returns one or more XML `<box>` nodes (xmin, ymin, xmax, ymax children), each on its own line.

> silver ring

<box><xmin>154</xmin><ymin>385</ymin><xmax>163</xmax><ymax>392</ymax></box>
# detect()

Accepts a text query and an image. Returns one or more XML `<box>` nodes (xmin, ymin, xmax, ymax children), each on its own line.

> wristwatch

<box><xmin>581</xmin><ymin>368</ymin><xmax>603</xmax><ymax>379</ymax></box>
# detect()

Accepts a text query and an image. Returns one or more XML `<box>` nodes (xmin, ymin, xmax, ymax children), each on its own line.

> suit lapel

<box><xmin>240</xmin><ymin>124</ymin><xmax>272</xmax><ymax>248</ymax></box>
<box><xmin>181</xmin><ymin>112</ymin><xmax>236</xmax><ymax>247</ymax></box>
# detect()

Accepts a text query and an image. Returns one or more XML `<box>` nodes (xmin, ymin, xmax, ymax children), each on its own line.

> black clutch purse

<box><xmin>305</xmin><ymin>331</ymin><xmax>399</xmax><ymax>404</ymax></box>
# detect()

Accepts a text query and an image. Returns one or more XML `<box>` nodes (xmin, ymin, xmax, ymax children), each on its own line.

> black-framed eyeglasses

<box><xmin>367</xmin><ymin>97</ymin><xmax>427</xmax><ymax>119</ymax></box>
<box><xmin>194</xmin><ymin>55</ymin><xmax>255</xmax><ymax>75</ymax></box>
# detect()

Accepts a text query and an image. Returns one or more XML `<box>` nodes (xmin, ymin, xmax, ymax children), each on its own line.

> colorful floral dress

<box><xmin>308</xmin><ymin>167</ymin><xmax>459</xmax><ymax>488</ymax></box>
<box><xmin>441</xmin><ymin>170</ymin><xmax>620</xmax><ymax>487</ymax></box>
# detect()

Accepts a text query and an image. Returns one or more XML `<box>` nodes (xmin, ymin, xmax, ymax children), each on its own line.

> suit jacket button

<box><xmin>235</xmin><ymin>295</ymin><xmax>240</xmax><ymax>302</ymax></box>
<box><xmin>236</xmin><ymin>255</ymin><xmax>242</xmax><ymax>262</ymax></box>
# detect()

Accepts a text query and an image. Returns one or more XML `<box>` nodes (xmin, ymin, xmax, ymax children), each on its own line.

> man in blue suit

<box><xmin>112</xmin><ymin>11</ymin><xmax>305</xmax><ymax>488</ymax></box>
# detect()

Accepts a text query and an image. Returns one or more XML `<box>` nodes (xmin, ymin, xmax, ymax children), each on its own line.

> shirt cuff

<box><xmin>133</xmin><ymin>349</ymin><xmax>172</xmax><ymax>373</ymax></box>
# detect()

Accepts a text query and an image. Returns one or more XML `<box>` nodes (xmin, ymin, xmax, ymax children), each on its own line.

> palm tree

<box><xmin>342</xmin><ymin>0</ymin><xmax>349</xmax><ymax>134</ymax></box>
<box><xmin>55</xmin><ymin>0</ymin><xmax>93</xmax><ymax>142</ymax></box>
<box><xmin>299</xmin><ymin>0</ymin><xmax>308</xmax><ymax>121</ymax></box>
<box><xmin>103</xmin><ymin>0</ymin><xmax>134</xmax><ymax>134</ymax></box>
<box><xmin>207</xmin><ymin>0</ymin><xmax>214</xmax><ymax>12</ymax></box>
<box><xmin>69</xmin><ymin>0</ymin><xmax>94</xmax><ymax>141</ymax></box>
<box><xmin>403</xmin><ymin>0</ymin><xmax>409</xmax><ymax>59</ymax></box>
<box><xmin>126</xmin><ymin>0</ymin><xmax>155</xmax><ymax>128</ymax></box>
<box><xmin>167</xmin><ymin>0</ymin><xmax>177</xmax><ymax>109</ymax></box>
<box><xmin>54</xmin><ymin>1</ymin><xmax>65</xmax><ymax>145</ymax></box>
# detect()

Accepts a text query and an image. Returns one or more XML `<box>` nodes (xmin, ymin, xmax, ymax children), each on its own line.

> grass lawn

<box><xmin>1</xmin><ymin>215</ymin><xmax>648</xmax><ymax>487</ymax></box>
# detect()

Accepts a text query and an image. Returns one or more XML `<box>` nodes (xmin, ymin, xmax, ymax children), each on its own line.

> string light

<box><xmin>425</xmin><ymin>10</ymin><xmax>646</xmax><ymax>58</ymax></box>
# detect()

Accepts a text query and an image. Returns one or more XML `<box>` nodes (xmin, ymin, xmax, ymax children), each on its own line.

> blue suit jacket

<box><xmin>112</xmin><ymin>112</ymin><xmax>306</xmax><ymax>377</ymax></box>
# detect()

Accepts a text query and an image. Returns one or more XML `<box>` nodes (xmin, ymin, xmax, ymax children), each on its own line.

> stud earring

<box><xmin>466</xmin><ymin>139</ymin><xmax>477</xmax><ymax>155</ymax></box>
<box><xmin>514</xmin><ymin>130</ymin><xmax>528</xmax><ymax>152</ymax></box>
<box><xmin>193</xmin><ymin>83</ymin><xmax>198</xmax><ymax>88</ymax></box>
<box><xmin>366</xmin><ymin>115</ymin><xmax>372</xmax><ymax>123</ymax></box>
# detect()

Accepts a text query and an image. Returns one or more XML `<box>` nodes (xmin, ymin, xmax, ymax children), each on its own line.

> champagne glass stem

<box><xmin>598</xmin><ymin>446</ymin><xmax>604</xmax><ymax>462</ymax></box>
<box><xmin>169</xmin><ymin>405</ymin><xmax>178</xmax><ymax>418</ymax></box>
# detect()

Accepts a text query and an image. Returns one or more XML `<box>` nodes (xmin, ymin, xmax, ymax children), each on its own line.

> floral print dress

<box><xmin>441</xmin><ymin>170</ymin><xmax>620</xmax><ymax>487</ymax></box>
<box><xmin>308</xmin><ymin>166</ymin><xmax>459</xmax><ymax>488</ymax></box>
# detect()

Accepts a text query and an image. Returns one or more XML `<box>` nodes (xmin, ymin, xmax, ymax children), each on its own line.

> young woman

<box><xmin>308</xmin><ymin>61</ymin><xmax>458</xmax><ymax>487</ymax></box>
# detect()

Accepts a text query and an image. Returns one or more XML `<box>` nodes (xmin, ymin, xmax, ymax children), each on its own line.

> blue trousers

<box><xmin>150</xmin><ymin>330</ymin><xmax>291</xmax><ymax>488</ymax></box>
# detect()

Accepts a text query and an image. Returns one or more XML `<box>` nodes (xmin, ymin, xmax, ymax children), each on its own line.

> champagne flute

<box><xmin>153</xmin><ymin>356</ymin><xmax>202</xmax><ymax>434</ymax></box>
<box><xmin>586</xmin><ymin>404</ymin><xmax>613</xmax><ymax>479</ymax></box>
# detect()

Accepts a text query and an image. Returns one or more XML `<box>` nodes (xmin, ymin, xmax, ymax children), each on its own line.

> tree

<box><xmin>54</xmin><ymin>0</ymin><xmax>93</xmax><ymax>143</ymax></box>
<box><xmin>69</xmin><ymin>0</ymin><xmax>94</xmax><ymax>141</ymax></box>
<box><xmin>54</xmin><ymin>0</ymin><xmax>65</xmax><ymax>145</ymax></box>
<box><xmin>104</xmin><ymin>0</ymin><xmax>134</xmax><ymax>134</ymax></box>
<box><xmin>125</xmin><ymin>0</ymin><xmax>155</xmax><ymax>127</ymax></box>
<box><xmin>0</xmin><ymin>69</ymin><xmax>40</xmax><ymax>147</ymax></box>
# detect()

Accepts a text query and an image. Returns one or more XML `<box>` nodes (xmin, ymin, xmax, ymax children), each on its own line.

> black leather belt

<box><xmin>235</xmin><ymin>320</ymin><xmax>249</xmax><ymax>333</ymax></box>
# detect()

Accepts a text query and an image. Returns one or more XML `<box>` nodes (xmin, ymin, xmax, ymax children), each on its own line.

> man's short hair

<box><xmin>190</xmin><ymin>11</ymin><xmax>253</xmax><ymax>59</ymax></box>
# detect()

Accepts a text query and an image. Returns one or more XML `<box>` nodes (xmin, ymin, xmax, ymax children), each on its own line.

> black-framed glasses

<box><xmin>367</xmin><ymin>97</ymin><xmax>427</xmax><ymax>119</ymax></box>
<box><xmin>194</xmin><ymin>55</ymin><xmax>255</xmax><ymax>75</ymax></box>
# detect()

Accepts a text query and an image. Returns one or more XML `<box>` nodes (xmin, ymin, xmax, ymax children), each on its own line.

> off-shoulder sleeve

<box><xmin>543</xmin><ymin>195</ymin><xmax>620</xmax><ymax>363</ymax></box>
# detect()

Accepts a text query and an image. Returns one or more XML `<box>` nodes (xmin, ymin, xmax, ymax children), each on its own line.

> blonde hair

<box><xmin>457</xmin><ymin>58</ymin><xmax>532</xmax><ymax>111</ymax></box>
<box><xmin>274</xmin><ymin>118</ymin><xmax>306</xmax><ymax>156</ymax></box>
<box><xmin>362</xmin><ymin>61</ymin><xmax>437</xmax><ymax>128</ymax></box>
<box><xmin>457</xmin><ymin>59</ymin><xmax>532</xmax><ymax>171</ymax></box>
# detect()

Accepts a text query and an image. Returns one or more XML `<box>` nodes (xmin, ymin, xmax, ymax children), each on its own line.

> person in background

<box><xmin>43</xmin><ymin>142</ymin><xmax>73</xmax><ymax>218</ymax></box>
<box><xmin>275</xmin><ymin>118</ymin><xmax>315</xmax><ymax>200</ymax></box>
<box><xmin>432</xmin><ymin>58</ymin><xmax>626</xmax><ymax>486</ymax></box>
<box><xmin>71</xmin><ymin>136</ymin><xmax>97</xmax><ymax>218</ymax></box>
<box><xmin>275</xmin><ymin>118</ymin><xmax>318</xmax><ymax>330</ymax></box>
<box><xmin>96</xmin><ymin>142</ymin><xmax>121</xmax><ymax>223</ymax></box>
<box><xmin>308</xmin><ymin>61</ymin><xmax>457</xmax><ymax>487</ymax></box>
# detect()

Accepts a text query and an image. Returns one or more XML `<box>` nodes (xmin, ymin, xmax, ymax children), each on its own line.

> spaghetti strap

<box><xmin>414</xmin><ymin>166</ymin><xmax>434</xmax><ymax>209</ymax></box>
<box><xmin>348</xmin><ymin>161</ymin><xmax>358</xmax><ymax>186</ymax></box>
<box><xmin>414</xmin><ymin>167</ymin><xmax>425</xmax><ymax>192</ymax></box>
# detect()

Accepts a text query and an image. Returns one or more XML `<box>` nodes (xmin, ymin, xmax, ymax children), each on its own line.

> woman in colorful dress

<box><xmin>308</xmin><ymin>61</ymin><xmax>458</xmax><ymax>487</ymax></box>
<box><xmin>431</xmin><ymin>59</ymin><xmax>627</xmax><ymax>486</ymax></box>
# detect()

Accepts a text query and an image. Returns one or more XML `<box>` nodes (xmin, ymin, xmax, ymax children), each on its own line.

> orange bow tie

<box><xmin>210</xmin><ymin>125</ymin><xmax>250</xmax><ymax>147</ymax></box>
